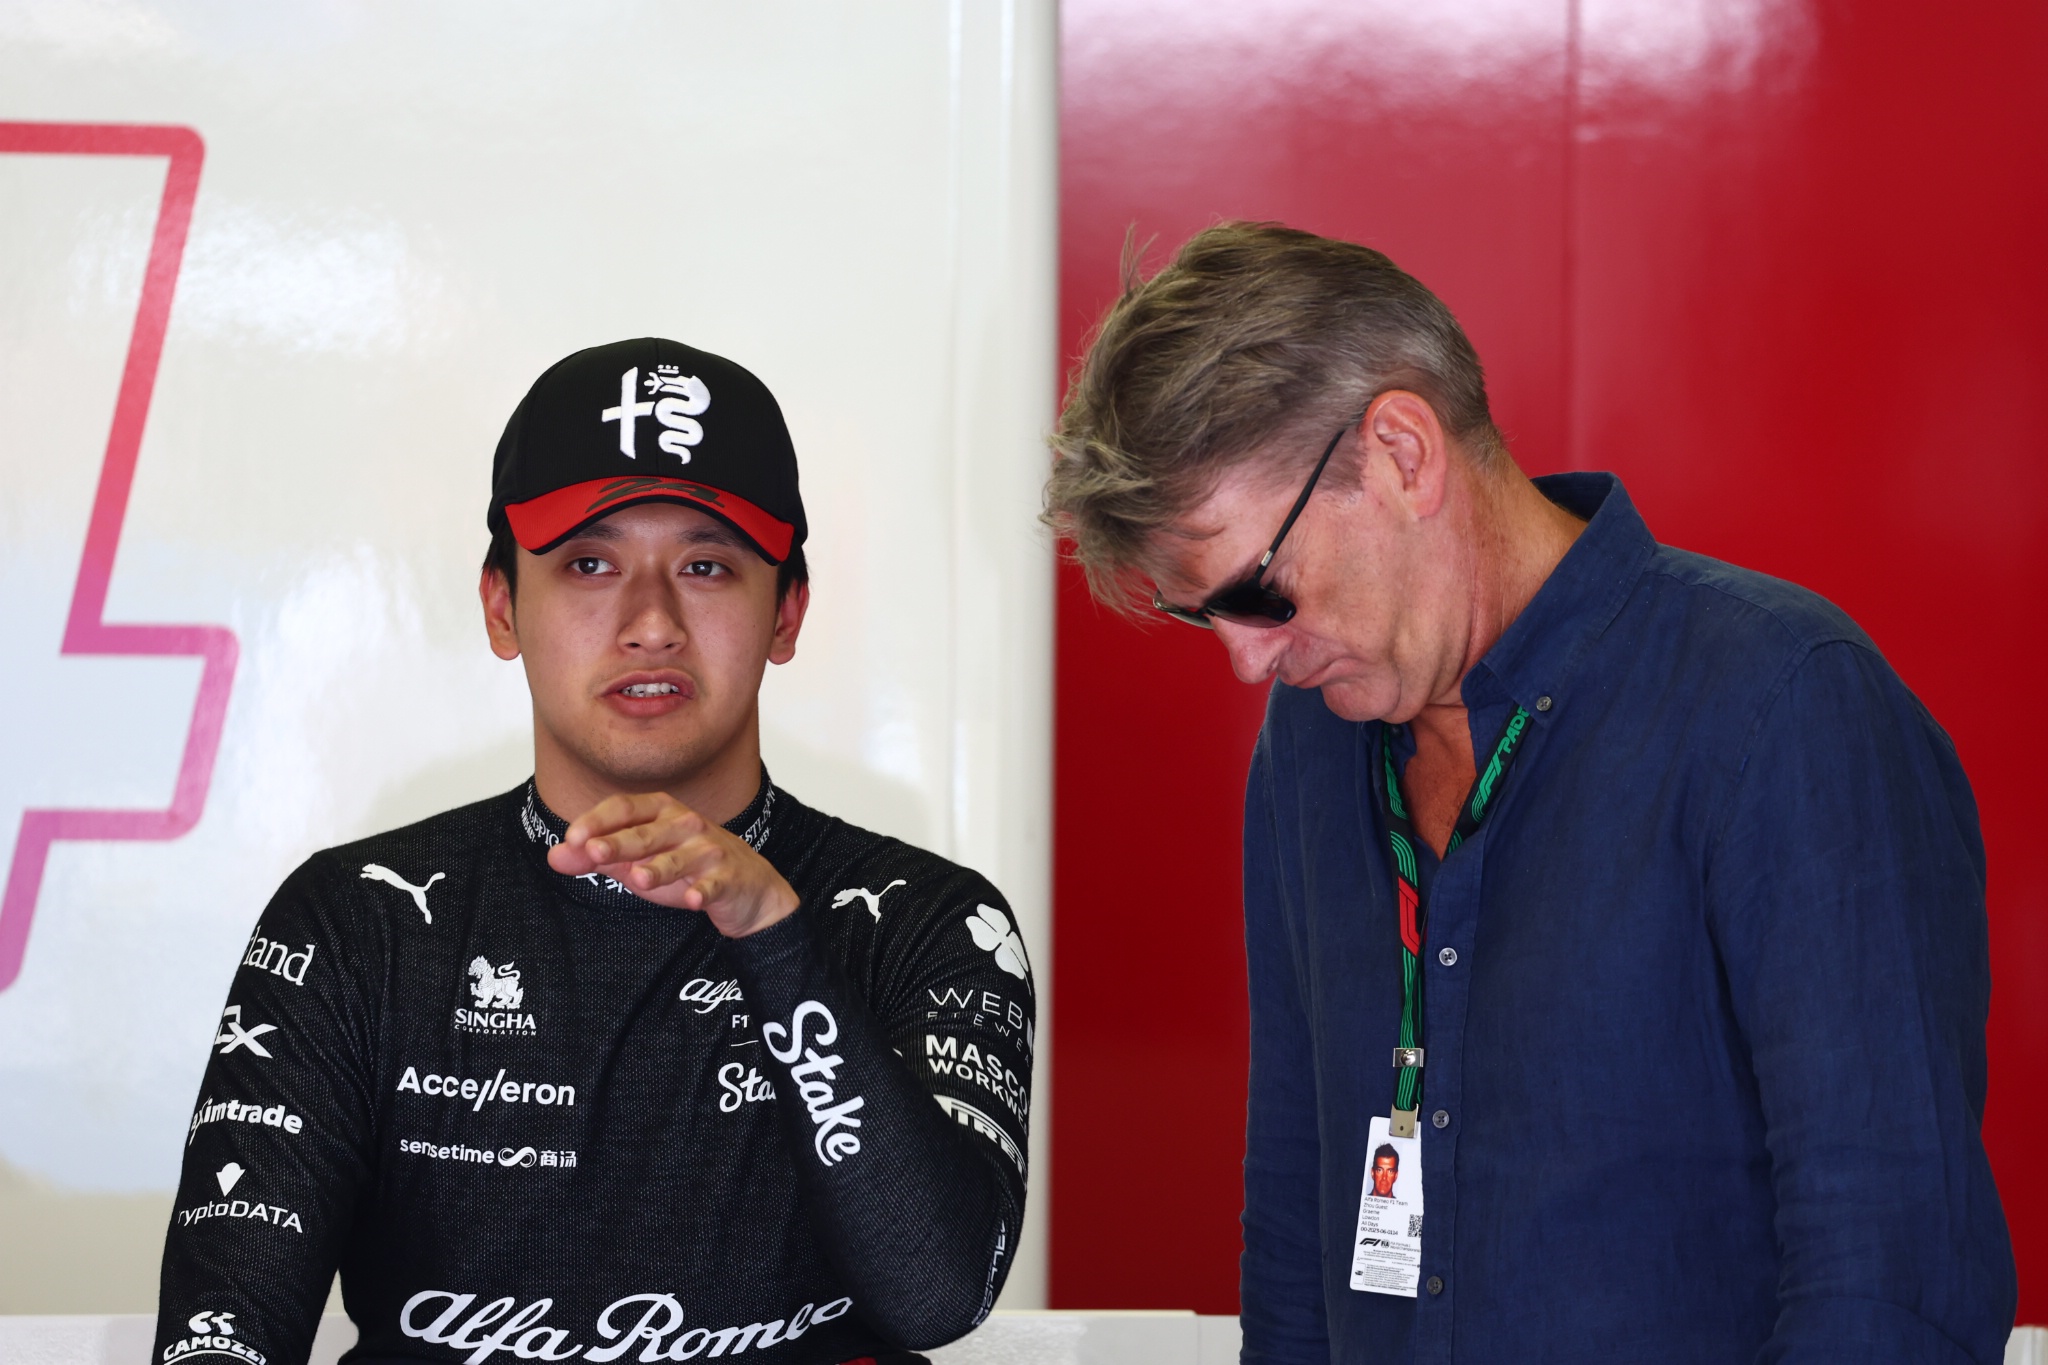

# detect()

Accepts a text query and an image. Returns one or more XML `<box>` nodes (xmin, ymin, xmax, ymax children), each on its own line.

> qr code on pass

<box><xmin>1407</xmin><ymin>1214</ymin><xmax>1424</xmax><ymax>1238</ymax></box>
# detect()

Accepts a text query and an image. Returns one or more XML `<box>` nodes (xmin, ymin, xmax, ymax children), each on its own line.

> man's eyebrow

<box><xmin>676</xmin><ymin>522</ymin><xmax>748</xmax><ymax>550</ymax></box>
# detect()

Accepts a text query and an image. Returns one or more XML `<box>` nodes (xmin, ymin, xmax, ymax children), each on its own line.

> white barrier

<box><xmin>0</xmin><ymin>1312</ymin><xmax>1249</xmax><ymax>1365</ymax></box>
<box><xmin>8</xmin><ymin>1314</ymin><xmax>2044</xmax><ymax>1363</ymax></box>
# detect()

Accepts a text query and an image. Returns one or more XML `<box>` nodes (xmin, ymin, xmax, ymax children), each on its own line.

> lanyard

<box><xmin>1375</xmin><ymin>706</ymin><xmax>1531</xmax><ymax>1136</ymax></box>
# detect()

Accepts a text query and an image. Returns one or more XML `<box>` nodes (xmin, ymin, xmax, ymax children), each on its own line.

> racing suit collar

<box><xmin>515</xmin><ymin>772</ymin><xmax>778</xmax><ymax>910</ymax></box>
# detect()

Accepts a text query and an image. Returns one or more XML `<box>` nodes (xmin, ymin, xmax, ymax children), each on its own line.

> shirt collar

<box><xmin>1466</xmin><ymin>472</ymin><xmax>1656</xmax><ymax>719</ymax></box>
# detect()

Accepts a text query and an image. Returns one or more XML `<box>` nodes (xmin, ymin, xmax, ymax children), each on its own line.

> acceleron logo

<box><xmin>0</xmin><ymin>122</ymin><xmax>237</xmax><ymax>993</ymax></box>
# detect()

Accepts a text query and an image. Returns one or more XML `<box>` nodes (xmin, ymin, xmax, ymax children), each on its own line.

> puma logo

<box><xmin>830</xmin><ymin>880</ymin><xmax>906</xmax><ymax>922</ymax></box>
<box><xmin>360</xmin><ymin>864</ymin><xmax>444</xmax><ymax>923</ymax></box>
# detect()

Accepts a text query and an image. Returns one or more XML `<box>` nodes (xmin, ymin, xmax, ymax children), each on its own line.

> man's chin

<box><xmin>572</xmin><ymin>727</ymin><xmax>731</xmax><ymax>794</ymax></box>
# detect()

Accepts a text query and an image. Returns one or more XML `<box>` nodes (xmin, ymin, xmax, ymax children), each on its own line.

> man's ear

<box><xmin>768</xmin><ymin>578</ymin><xmax>810</xmax><ymax>666</ymax></box>
<box><xmin>481</xmin><ymin>566</ymin><xmax>521</xmax><ymax>661</ymax></box>
<box><xmin>1362</xmin><ymin>390</ymin><xmax>1451</xmax><ymax>519</ymax></box>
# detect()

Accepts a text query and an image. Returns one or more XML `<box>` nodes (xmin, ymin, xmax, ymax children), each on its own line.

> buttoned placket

<box><xmin>1399</xmin><ymin>687</ymin><xmax>1546</xmax><ymax>1365</ymax></box>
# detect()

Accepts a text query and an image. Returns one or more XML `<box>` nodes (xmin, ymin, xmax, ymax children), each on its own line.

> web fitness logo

<box><xmin>0</xmin><ymin>123</ymin><xmax>237</xmax><ymax>994</ymax></box>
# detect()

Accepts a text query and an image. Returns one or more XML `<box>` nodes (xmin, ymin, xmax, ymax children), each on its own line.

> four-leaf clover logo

<box><xmin>965</xmin><ymin>904</ymin><xmax>1030</xmax><ymax>983</ymax></box>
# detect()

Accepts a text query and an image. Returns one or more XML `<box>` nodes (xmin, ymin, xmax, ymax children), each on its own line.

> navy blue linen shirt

<box><xmin>1240</xmin><ymin>474</ymin><xmax>2015</xmax><ymax>1365</ymax></box>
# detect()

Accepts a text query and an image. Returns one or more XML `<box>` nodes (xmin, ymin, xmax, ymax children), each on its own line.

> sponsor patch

<box><xmin>399</xmin><ymin>1289</ymin><xmax>850</xmax><ymax>1365</ymax></box>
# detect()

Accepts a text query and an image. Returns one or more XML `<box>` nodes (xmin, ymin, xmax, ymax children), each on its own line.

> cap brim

<box><xmin>504</xmin><ymin>476</ymin><xmax>796</xmax><ymax>563</ymax></box>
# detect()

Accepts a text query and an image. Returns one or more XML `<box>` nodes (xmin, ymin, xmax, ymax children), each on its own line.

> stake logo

<box><xmin>400</xmin><ymin>1289</ymin><xmax>850</xmax><ymax>1365</ymax></box>
<box><xmin>360</xmin><ymin>863</ymin><xmax>444</xmax><ymax>923</ymax></box>
<box><xmin>830</xmin><ymin>880</ymin><xmax>905</xmax><ymax>922</ymax></box>
<box><xmin>761</xmin><ymin>1001</ymin><xmax>865</xmax><ymax>1165</ymax></box>
<box><xmin>717</xmin><ymin>1061</ymin><xmax>775</xmax><ymax>1112</ymax></box>
<box><xmin>458</xmin><ymin>957</ymin><xmax>536</xmax><ymax>1035</ymax></box>
<box><xmin>215</xmin><ymin>1005</ymin><xmax>277</xmax><ymax>1058</ymax></box>
<box><xmin>600</xmin><ymin>365</ymin><xmax>710</xmax><ymax>463</ymax></box>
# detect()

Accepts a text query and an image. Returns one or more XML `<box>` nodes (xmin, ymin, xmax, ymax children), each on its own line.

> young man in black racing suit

<box><xmin>152</xmin><ymin>339</ymin><xmax>1035</xmax><ymax>1365</ymax></box>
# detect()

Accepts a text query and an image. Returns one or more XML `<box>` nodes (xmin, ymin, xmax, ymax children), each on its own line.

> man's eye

<box><xmin>569</xmin><ymin>556</ymin><xmax>614</xmax><ymax>576</ymax></box>
<box><xmin>682</xmin><ymin>560</ymin><xmax>728</xmax><ymax>579</ymax></box>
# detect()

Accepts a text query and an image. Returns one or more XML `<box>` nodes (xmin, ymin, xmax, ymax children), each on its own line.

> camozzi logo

<box><xmin>601</xmin><ymin>365</ymin><xmax>710</xmax><ymax>464</ymax></box>
<box><xmin>457</xmin><ymin>956</ymin><xmax>537</xmax><ymax>1035</ymax></box>
<box><xmin>400</xmin><ymin>1289</ymin><xmax>851</xmax><ymax>1365</ymax></box>
<box><xmin>162</xmin><ymin>1311</ymin><xmax>266</xmax><ymax>1365</ymax></box>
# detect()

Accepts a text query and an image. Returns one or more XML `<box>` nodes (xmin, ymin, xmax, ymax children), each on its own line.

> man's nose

<box><xmin>1213</xmin><ymin>619</ymin><xmax>1288</xmax><ymax>685</ymax></box>
<box><xmin>619</xmin><ymin>579</ymin><xmax>688</xmax><ymax>652</ymax></box>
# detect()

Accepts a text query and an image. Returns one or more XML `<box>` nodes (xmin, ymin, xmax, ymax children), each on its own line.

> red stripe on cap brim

<box><xmin>505</xmin><ymin>476</ymin><xmax>796</xmax><ymax>563</ymax></box>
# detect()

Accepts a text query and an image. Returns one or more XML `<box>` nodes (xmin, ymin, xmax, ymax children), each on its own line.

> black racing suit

<box><xmin>152</xmin><ymin>777</ymin><xmax>1034</xmax><ymax>1365</ymax></box>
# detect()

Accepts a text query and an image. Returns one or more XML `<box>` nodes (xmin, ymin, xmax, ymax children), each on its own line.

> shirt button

<box><xmin>1426</xmin><ymin>1275</ymin><xmax>1445</xmax><ymax>1295</ymax></box>
<box><xmin>1431</xmin><ymin>1109</ymin><xmax>1450</xmax><ymax>1129</ymax></box>
<box><xmin>1535</xmin><ymin>695</ymin><xmax>1554</xmax><ymax>712</ymax></box>
<box><xmin>1437</xmin><ymin>947</ymin><xmax>1458</xmax><ymax>967</ymax></box>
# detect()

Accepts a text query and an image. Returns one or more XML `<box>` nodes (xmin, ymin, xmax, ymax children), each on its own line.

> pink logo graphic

<box><xmin>0</xmin><ymin>122</ymin><xmax>238</xmax><ymax>991</ymax></box>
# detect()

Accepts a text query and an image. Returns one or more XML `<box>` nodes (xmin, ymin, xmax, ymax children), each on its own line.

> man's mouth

<box><xmin>618</xmin><ymin>682</ymin><xmax>683</xmax><ymax>698</ymax></box>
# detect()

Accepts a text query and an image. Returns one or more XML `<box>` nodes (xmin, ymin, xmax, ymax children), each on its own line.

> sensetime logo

<box><xmin>401</xmin><ymin>1290</ymin><xmax>851</xmax><ymax>1365</ymax></box>
<box><xmin>162</xmin><ymin>1311</ymin><xmax>266</xmax><ymax>1365</ymax></box>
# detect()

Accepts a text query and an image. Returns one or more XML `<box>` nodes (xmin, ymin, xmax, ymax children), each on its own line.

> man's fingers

<box><xmin>566</xmin><ymin>792</ymin><xmax>687</xmax><ymax>844</ymax></box>
<box><xmin>585</xmin><ymin>809</ymin><xmax>703</xmax><ymax>866</ymax></box>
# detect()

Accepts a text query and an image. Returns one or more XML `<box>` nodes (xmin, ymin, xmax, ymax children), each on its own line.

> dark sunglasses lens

<box><xmin>1207</xmin><ymin>583</ymin><xmax>1296</xmax><ymax>629</ymax></box>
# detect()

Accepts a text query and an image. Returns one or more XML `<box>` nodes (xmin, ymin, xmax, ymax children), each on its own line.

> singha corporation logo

<box><xmin>455</xmin><ymin>956</ymin><xmax>536</xmax><ymax>1036</ymax></box>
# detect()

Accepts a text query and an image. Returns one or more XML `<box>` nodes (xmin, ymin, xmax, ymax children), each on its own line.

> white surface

<box><xmin>0</xmin><ymin>1313</ymin><xmax>1248</xmax><ymax>1365</ymax></box>
<box><xmin>0</xmin><ymin>0</ymin><xmax>1056</xmax><ymax>1310</ymax></box>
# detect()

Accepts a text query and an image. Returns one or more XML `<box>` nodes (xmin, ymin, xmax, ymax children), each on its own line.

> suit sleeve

<box><xmin>153</xmin><ymin>856</ymin><xmax>378</xmax><ymax>1365</ymax></box>
<box><xmin>1239</xmin><ymin>728</ymin><xmax>1333</xmax><ymax>1365</ymax></box>
<box><xmin>727</xmin><ymin>873</ymin><xmax>1032</xmax><ymax>1353</ymax></box>
<box><xmin>1707</xmin><ymin>642</ymin><xmax>2016</xmax><ymax>1365</ymax></box>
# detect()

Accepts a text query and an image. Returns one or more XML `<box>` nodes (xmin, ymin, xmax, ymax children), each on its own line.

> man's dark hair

<box><xmin>482</xmin><ymin>523</ymin><xmax>809</xmax><ymax>602</ymax></box>
<box><xmin>1374</xmin><ymin>1143</ymin><xmax>1399</xmax><ymax>1165</ymax></box>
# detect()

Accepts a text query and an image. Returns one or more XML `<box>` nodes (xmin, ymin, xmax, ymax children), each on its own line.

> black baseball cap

<box><xmin>488</xmin><ymin>338</ymin><xmax>808</xmax><ymax>564</ymax></box>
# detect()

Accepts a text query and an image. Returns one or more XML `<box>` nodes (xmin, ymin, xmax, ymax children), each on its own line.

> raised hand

<box><xmin>548</xmin><ymin>792</ymin><xmax>799</xmax><ymax>938</ymax></box>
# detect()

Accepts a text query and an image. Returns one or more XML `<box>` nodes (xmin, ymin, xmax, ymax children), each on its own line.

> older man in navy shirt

<box><xmin>1044</xmin><ymin>222</ymin><xmax>2015</xmax><ymax>1364</ymax></box>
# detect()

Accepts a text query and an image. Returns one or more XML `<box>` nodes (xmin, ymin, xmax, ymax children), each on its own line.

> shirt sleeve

<box><xmin>153</xmin><ymin>855</ymin><xmax>378</xmax><ymax>1365</ymax></box>
<box><xmin>1239</xmin><ymin>729</ymin><xmax>1332</xmax><ymax>1365</ymax></box>
<box><xmin>1707</xmin><ymin>640</ymin><xmax>2016</xmax><ymax>1365</ymax></box>
<box><xmin>726</xmin><ymin>876</ymin><xmax>1032</xmax><ymax>1353</ymax></box>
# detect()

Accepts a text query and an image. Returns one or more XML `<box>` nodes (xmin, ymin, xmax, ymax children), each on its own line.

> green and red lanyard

<box><xmin>1377</xmin><ymin>705</ymin><xmax>1531</xmax><ymax>1137</ymax></box>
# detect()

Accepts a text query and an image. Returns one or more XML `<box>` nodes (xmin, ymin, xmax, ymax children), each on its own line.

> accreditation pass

<box><xmin>1349</xmin><ymin>1114</ymin><xmax>1424</xmax><ymax>1296</ymax></box>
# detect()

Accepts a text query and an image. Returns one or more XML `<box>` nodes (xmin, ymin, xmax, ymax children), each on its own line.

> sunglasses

<box><xmin>1151</xmin><ymin>414</ymin><xmax>1357</xmax><ymax>629</ymax></box>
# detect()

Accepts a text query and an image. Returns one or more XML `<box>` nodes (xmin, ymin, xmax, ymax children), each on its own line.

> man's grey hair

<box><xmin>1043</xmin><ymin>221</ymin><xmax>1505</xmax><ymax>609</ymax></box>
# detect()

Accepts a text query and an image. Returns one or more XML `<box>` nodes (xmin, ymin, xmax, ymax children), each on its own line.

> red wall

<box><xmin>1051</xmin><ymin>0</ymin><xmax>2048</xmax><ymax>1320</ymax></box>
